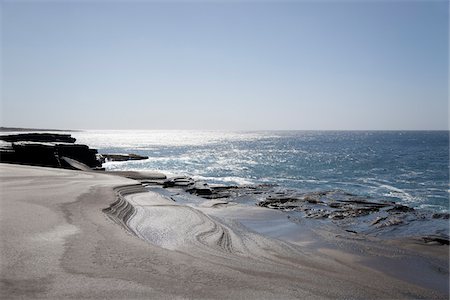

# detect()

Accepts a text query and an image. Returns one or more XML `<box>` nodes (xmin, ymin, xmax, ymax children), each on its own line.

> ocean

<box><xmin>73</xmin><ymin>130</ymin><xmax>449</xmax><ymax>213</ymax></box>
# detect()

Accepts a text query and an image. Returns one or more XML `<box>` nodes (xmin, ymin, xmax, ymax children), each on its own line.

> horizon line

<box><xmin>1</xmin><ymin>126</ymin><xmax>449</xmax><ymax>132</ymax></box>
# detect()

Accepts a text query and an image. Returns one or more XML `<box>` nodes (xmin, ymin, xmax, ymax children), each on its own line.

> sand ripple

<box><xmin>104</xmin><ymin>186</ymin><xmax>304</xmax><ymax>265</ymax></box>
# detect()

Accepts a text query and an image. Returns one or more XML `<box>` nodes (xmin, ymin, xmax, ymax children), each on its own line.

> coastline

<box><xmin>1</xmin><ymin>163</ymin><xmax>448</xmax><ymax>299</ymax></box>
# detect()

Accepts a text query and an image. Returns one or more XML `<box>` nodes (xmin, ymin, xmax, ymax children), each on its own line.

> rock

<box><xmin>374</xmin><ymin>216</ymin><xmax>404</xmax><ymax>228</ymax></box>
<box><xmin>0</xmin><ymin>141</ymin><xmax>16</xmax><ymax>163</ymax></box>
<box><xmin>341</xmin><ymin>199</ymin><xmax>390</xmax><ymax>208</ymax></box>
<box><xmin>102</xmin><ymin>171</ymin><xmax>166</xmax><ymax>181</ymax></box>
<box><xmin>0</xmin><ymin>133</ymin><xmax>76</xmax><ymax>143</ymax></box>
<box><xmin>155</xmin><ymin>179</ymin><xmax>444</xmax><ymax>241</ymax></box>
<box><xmin>9</xmin><ymin>142</ymin><xmax>60</xmax><ymax>167</ymax></box>
<box><xmin>329</xmin><ymin>202</ymin><xmax>342</xmax><ymax>208</ymax></box>
<box><xmin>163</xmin><ymin>176</ymin><xmax>195</xmax><ymax>188</ymax></box>
<box><xmin>0</xmin><ymin>134</ymin><xmax>102</xmax><ymax>169</ymax></box>
<box><xmin>60</xmin><ymin>156</ymin><xmax>92</xmax><ymax>171</ymax></box>
<box><xmin>56</xmin><ymin>143</ymin><xmax>101</xmax><ymax>168</ymax></box>
<box><xmin>186</xmin><ymin>181</ymin><xmax>212</xmax><ymax>195</ymax></box>
<box><xmin>432</xmin><ymin>213</ymin><xmax>450</xmax><ymax>219</ymax></box>
<box><xmin>304</xmin><ymin>196</ymin><xmax>319</xmax><ymax>204</ymax></box>
<box><xmin>330</xmin><ymin>214</ymin><xmax>346</xmax><ymax>220</ymax></box>
<box><xmin>260</xmin><ymin>195</ymin><xmax>299</xmax><ymax>206</ymax></box>
<box><xmin>306</xmin><ymin>209</ymin><xmax>330</xmax><ymax>219</ymax></box>
<box><xmin>387</xmin><ymin>204</ymin><xmax>415</xmax><ymax>213</ymax></box>
<box><xmin>0</xmin><ymin>150</ymin><xmax>16</xmax><ymax>162</ymax></box>
<box><xmin>101</xmin><ymin>153</ymin><xmax>148</xmax><ymax>162</ymax></box>
<box><xmin>370</xmin><ymin>216</ymin><xmax>387</xmax><ymax>226</ymax></box>
<box><xmin>422</xmin><ymin>235</ymin><xmax>449</xmax><ymax>245</ymax></box>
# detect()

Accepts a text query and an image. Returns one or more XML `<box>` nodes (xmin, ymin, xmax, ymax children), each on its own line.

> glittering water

<box><xmin>73</xmin><ymin>130</ymin><xmax>449</xmax><ymax>212</ymax></box>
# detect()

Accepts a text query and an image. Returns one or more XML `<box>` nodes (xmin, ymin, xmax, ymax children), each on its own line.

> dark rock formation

<box><xmin>163</xmin><ymin>176</ymin><xmax>195</xmax><ymax>188</ymax></box>
<box><xmin>432</xmin><ymin>213</ymin><xmax>450</xmax><ymax>219</ymax></box>
<box><xmin>0</xmin><ymin>133</ymin><xmax>76</xmax><ymax>143</ymax></box>
<box><xmin>56</xmin><ymin>143</ymin><xmax>100</xmax><ymax>168</ymax></box>
<box><xmin>163</xmin><ymin>177</ymin><xmax>218</xmax><ymax>196</ymax></box>
<box><xmin>9</xmin><ymin>142</ymin><xmax>60</xmax><ymax>167</ymax></box>
<box><xmin>257</xmin><ymin>190</ymin><xmax>395</xmax><ymax>220</ymax></box>
<box><xmin>0</xmin><ymin>133</ymin><xmax>102</xmax><ymax>170</ymax></box>
<box><xmin>186</xmin><ymin>181</ymin><xmax>213</xmax><ymax>196</ymax></box>
<box><xmin>422</xmin><ymin>235</ymin><xmax>450</xmax><ymax>245</ymax></box>
<box><xmin>257</xmin><ymin>190</ymin><xmax>408</xmax><ymax>222</ymax></box>
<box><xmin>101</xmin><ymin>153</ymin><xmax>148</xmax><ymax>162</ymax></box>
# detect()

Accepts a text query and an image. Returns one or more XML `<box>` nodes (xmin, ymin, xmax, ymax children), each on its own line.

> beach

<box><xmin>3</xmin><ymin>0</ymin><xmax>448</xmax><ymax>298</ymax></box>
<box><xmin>1</xmin><ymin>163</ymin><xmax>448</xmax><ymax>299</ymax></box>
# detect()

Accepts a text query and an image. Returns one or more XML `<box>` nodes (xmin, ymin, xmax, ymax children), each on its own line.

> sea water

<box><xmin>72</xmin><ymin>130</ymin><xmax>449</xmax><ymax>212</ymax></box>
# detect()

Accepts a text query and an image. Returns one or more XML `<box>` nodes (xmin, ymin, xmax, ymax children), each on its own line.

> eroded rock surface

<box><xmin>141</xmin><ymin>177</ymin><xmax>450</xmax><ymax>245</ymax></box>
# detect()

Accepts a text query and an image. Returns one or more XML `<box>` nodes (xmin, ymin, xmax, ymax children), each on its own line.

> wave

<box><xmin>372</xmin><ymin>183</ymin><xmax>418</xmax><ymax>203</ymax></box>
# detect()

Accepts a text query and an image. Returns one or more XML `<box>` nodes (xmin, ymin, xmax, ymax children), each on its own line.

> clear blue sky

<box><xmin>1</xmin><ymin>0</ymin><xmax>448</xmax><ymax>130</ymax></box>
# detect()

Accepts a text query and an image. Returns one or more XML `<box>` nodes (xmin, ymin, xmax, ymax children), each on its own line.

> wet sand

<box><xmin>0</xmin><ymin>163</ymin><xmax>448</xmax><ymax>299</ymax></box>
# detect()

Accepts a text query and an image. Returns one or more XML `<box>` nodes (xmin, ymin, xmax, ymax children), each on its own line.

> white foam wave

<box><xmin>417</xmin><ymin>204</ymin><xmax>449</xmax><ymax>213</ymax></box>
<box><xmin>359</xmin><ymin>178</ymin><xmax>421</xmax><ymax>203</ymax></box>
<box><xmin>378</xmin><ymin>184</ymin><xmax>417</xmax><ymax>203</ymax></box>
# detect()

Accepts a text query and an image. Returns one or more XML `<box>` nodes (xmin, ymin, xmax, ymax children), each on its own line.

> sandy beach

<box><xmin>0</xmin><ymin>163</ymin><xmax>448</xmax><ymax>299</ymax></box>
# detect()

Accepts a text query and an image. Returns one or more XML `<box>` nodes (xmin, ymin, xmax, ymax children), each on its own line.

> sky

<box><xmin>1</xmin><ymin>0</ymin><xmax>448</xmax><ymax>130</ymax></box>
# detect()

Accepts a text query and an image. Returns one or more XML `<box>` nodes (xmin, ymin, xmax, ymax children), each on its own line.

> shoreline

<box><xmin>120</xmin><ymin>185</ymin><xmax>449</xmax><ymax>295</ymax></box>
<box><xmin>1</xmin><ymin>163</ymin><xmax>448</xmax><ymax>299</ymax></box>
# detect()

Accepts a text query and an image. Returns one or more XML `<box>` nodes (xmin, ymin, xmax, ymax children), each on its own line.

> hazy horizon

<box><xmin>0</xmin><ymin>126</ymin><xmax>450</xmax><ymax>132</ymax></box>
<box><xmin>1</xmin><ymin>0</ymin><xmax>448</xmax><ymax>130</ymax></box>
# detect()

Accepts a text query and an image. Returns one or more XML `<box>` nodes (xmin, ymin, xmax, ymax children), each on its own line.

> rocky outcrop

<box><xmin>162</xmin><ymin>176</ymin><xmax>214</xmax><ymax>196</ymax></box>
<box><xmin>100</xmin><ymin>153</ymin><xmax>148</xmax><ymax>162</ymax></box>
<box><xmin>163</xmin><ymin>176</ymin><xmax>195</xmax><ymax>188</ymax></box>
<box><xmin>186</xmin><ymin>181</ymin><xmax>213</xmax><ymax>195</ymax></box>
<box><xmin>422</xmin><ymin>235</ymin><xmax>450</xmax><ymax>245</ymax></box>
<box><xmin>56</xmin><ymin>143</ymin><xmax>100</xmax><ymax>168</ymax></box>
<box><xmin>0</xmin><ymin>133</ymin><xmax>76</xmax><ymax>143</ymax></box>
<box><xmin>0</xmin><ymin>133</ymin><xmax>102</xmax><ymax>170</ymax></box>
<box><xmin>0</xmin><ymin>133</ymin><xmax>154</xmax><ymax>171</ymax></box>
<box><xmin>7</xmin><ymin>142</ymin><xmax>60</xmax><ymax>167</ymax></box>
<box><xmin>154</xmin><ymin>177</ymin><xmax>449</xmax><ymax>244</ymax></box>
